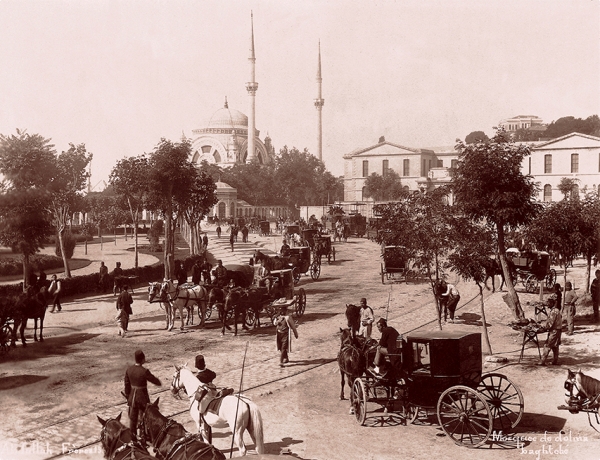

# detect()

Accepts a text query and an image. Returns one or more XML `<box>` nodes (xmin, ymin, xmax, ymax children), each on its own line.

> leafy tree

<box><xmin>0</xmin><ymin>130</ymin><xmax>55</xmax><ymax>289</ymax></box>
<box><xmin>557</xmin><ymin>177</ymin><xmax>580</xmax><ymax>200</ymax></box>
<box><xmin>109</xmin><ymin>155</ymin><xmax>150</xmax><ymax>268</ymax></box>
<box><xmin>453</xmin><ymin>129</ymin><xmax>542</xmax><ymax>321</ymax></box>
<box><xmin>363</xmin><ymin>169</ymin><xmax>405</xmax><ymax>202</ymax></box>
<box><xmin>374</xmin><ymin>186</ymin><xmax>457</xmax><ymax>329</ymax></box>
<box><xmin>511</xmin><ymin>128</ymin><xmax>545</xmax><ymax>142</ymax></box>
<box><xmin>48</xmin><ymin>143</ymin><xmax>92</xmax><ymax>277</ymax></box>
<box><xmin>544</xmin><ymin>115</ymin><xmax>600</xmax><ymax>139</ymax></box>
<box><xmin>84</xmin><ymin>193</ymin><xmax>113</xmax><ymax>237</ymax></box>
<box><xmin>177</xmin><ymin>166</ymin><xmax>218</xmax><ymax>255</ymax></box>
<box><xmin>145</xmin><ymin>138</ymin><xmax>196</xmax><ymax>279</ymax></box>
<box><xmin>465</xmin><ymin>131</ymin><xmax>490</xmax><ymax>144</ymax></box>
<box><xmin>447</xmin><ymin>220</ymin><xmax>496</xmax><ymax>353</ymax></box>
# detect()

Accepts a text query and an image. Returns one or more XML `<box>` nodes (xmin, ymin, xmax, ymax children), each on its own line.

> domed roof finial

<box><xmin>224</xmin><ymin>96</ymin><xmax>228</xmax><ymax>109</ymax></box>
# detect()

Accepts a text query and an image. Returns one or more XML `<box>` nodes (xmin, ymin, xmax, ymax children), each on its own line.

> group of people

<box><xmin>98</xmin><ymin>261</ymin><xmax>125</xmax><ymax>294</ymax></box>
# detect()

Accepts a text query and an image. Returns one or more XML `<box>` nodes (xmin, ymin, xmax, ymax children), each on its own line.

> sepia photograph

<box><xmin>0</xmin><ymin>1</ymin><xmax>599</xmax><ymax>459</ymax></box>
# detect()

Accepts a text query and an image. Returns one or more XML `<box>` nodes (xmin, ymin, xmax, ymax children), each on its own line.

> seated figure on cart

<box><xmin>372</xmin><ymin>318</ymin><xmax>402</xmax><ymax>377</ymax></box>
<box><xmin>254</xmin><ymin>259</ymin><xmax>272</xmax><ymax>294</ymax></box>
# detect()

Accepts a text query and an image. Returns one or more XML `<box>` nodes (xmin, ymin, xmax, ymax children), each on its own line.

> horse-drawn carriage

<box><xmin>508</xmin><ymin>249</ymin><xmax>557</xmax><ymax>293</ymax></box>
<box><xmin>347</xmin><ymin>330</ymin><xmax>524</xmax><ymax>447</ymax></box>
<box><xmin>259</xmin><ymin>221</ymin><xmax>271</xmax><ymax>237</ymax></box>
<box><xmin>380</xmin><ymin>245</ymin><xmax>412</xmax><ymax>284</ymax></box>
<box><xmin>313</xmin><ymin>235</ymin><xmax>335</xmax><ymax>265</ymax></box>
<box><xmin>288</xmin><ymin>246</ymin><xmax>318</xmax><ymax>282</ymax></box>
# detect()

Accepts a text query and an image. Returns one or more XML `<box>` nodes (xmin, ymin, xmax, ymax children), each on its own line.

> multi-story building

<box><xmin>498</xmin><ymin>115</ymin><xmax>546</xmax><ymax>132</ymax></box>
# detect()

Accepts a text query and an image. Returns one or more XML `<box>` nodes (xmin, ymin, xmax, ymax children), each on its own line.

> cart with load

<box><xmin>351</xmin><ymin>330</ymin><xmax>524</xmax><ymax>448</ymax></box>
<box><xmin>508</xmin><ymin>249</ymin><xmax>556</xmax><ymax>293</ymax></box>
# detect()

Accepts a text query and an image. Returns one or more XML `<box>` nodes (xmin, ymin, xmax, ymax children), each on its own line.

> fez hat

<box><xmin>195</xmin><ymin>355</ymin><xmax>206</xmax><ymax>371</ymax></box>
<box><xmin>135</xmin><ymin>350</ymin><xmax>145</xmax><ymax>364</ymax></box>
<box><xmin>360</xmin><ymin>298</ymin><xmax>367</xmax><ymax>304</ymax></box>
<box><xmin>377</xmin><ymin>318</ymin><xmax>387</xmax><ymax>327</ymax></box>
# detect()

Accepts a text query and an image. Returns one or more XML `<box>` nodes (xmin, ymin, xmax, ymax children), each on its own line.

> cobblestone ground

<box><xmin>2</xmin><ymin>227</ymin><xmax>600</xmax><ymax>459</ymax></box>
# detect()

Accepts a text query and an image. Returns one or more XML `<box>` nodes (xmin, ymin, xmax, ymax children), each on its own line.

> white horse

<box><xmin>171</xmin><ymin>365</ymin><xmax>265</xmax><ymax>456</ymax></box>
<box><xmin>148</xmin><ymin>282</ymin><xmax>179</xmax><ymax>331</ymax></box>
<box><xmin>160</xmin><ymin>279</ymin><xmax>208</xmax><ymax>330</ymax></box>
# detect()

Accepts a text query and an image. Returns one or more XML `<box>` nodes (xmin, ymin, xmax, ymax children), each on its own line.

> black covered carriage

<box><xmin>288</xmin><ymin>246</ymin><xmax>314</xmax><ymax>283</ymax></box>
<box><xmin>351</xmin><ymin>330</ymin><xmax>524</xmax><ymax>448</ymax></box>
<box><xmin>259</xmin><ymin>221</ymin><xmax>271</xmax><ymax>237</ymax></box>
<box><xmin>508</xmin><ymin>250</ymin><xmax>556</xmax><ymax>293</ymax></box>
<box><xmin>313</xmin><ymin>235</ymin><xmax>335</xmax><ymax>265</ymax></box>
<box><xmin>301</xmin><ymin>229</ymin><xmax>319</xmax><ymax>248</ymax></box>
<box><xmin>380</xmin><ymin>246</ymin><xmax>409</xmax><ymax>284</ymax></box>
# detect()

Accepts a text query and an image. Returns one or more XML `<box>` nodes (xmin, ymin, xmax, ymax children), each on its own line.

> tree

<box><xmin>465</xmin><ymin>131</ymin><xmax>490</xmax><ymax>144</ymax></box>
<box><xmin>48</xmin><ymin>143</ymin><xmax>92</xmax><ymax>277</ymax></box>
<box><xmin>0</xmin><ymin>130</ymin><xmax>56</xmax><ymax>289</ymax></box>
<box><xmin>374</xmin><ymin>186</ymin><xmax>457</xmax><ymax>329</ymax></box>
<box><xmin>109</xmin><ymin>155</ymin><xmax>150</xmax><ymax>268</ymax></box>
<box><xmin>178</xmin><ymin>166</ymin><xmax>218</xmax><ymax>255</ymax></box>
<box><xmin>544</xmin><ymin>115</ymin><xmax>600</xmax><ymax>139</ymax></box>
<box><xmin>145</xmin><ymin>138</ymin><xmax>196</xmax><ymax>279</ymax></box>
<box><xmin>557</xmin><ymin>177</ymin><xmax>580</xmax><ymax>201</ymax></box>
<box><xmin>363</xmin><ymin>169</ymin><xmax>405</xmax><ymax>202</ymax></box>
<box><xmin>453</xmin><ymin>129</ymin><xmax>542</xmax><ymax>321</ymax></box>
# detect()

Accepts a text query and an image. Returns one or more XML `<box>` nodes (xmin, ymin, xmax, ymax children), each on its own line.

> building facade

<box><xmin>499</xmin><ymin>115</ymin><xmax>546</xmax><ymax>132</ymax></box>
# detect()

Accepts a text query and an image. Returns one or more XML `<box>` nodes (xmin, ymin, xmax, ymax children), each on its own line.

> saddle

<box><xmin>198</xmin><ymin>388</ymin><xmax>236</xmax><ymax>415</ymax></box>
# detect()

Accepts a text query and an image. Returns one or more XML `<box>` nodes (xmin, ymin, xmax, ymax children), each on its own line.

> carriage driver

<box><xmin>280</xmin><ymin>239</ymin><xmax>291</xmax><ymax>258</ymax></box>
<box><xmin>213</xmin><ymin>260</ymin><xmax>228</xmax><ymax>288</ymax></box>
<box><xmin>192</xmin><ymin>355</ymin><xmax>217</xmax><ymax>443</ymax></box>
<box><xmin>255</xmin><ymin>259</ymin><xmax>272</xmax><ymax>294</ymax></box>
<box><xmin>372</xmin><ymin>318</ymin><xmax>401</xmax><ymax>377</ymax></box>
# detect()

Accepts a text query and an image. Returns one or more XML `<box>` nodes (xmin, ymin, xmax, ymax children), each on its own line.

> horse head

<box><xmin>140</xmin><ymin>398</ymin><xmax>163</xmax><ymax>445</ymax></box>
<box><xmin>564</xmin><ymin>369</ymin><xmax>600</xmax><ymax>406</ymax></box>
<box><xmin>97</xmin><ymin>413</ymin><xmax>133</xmax><ymax>458</ymax></box>
<box><xmin>171</xmin><ymin>365</ymin><xmax>197</xmax><ymax>400</ymax></box>
<box><xmin>339</xmin><ymin>327</ymin><xmax>355</xmax><ymax>348</ymax></box>
<box><xmin>345</xmin><ymin>304</ymin><xmax>361</xmax><ymax>335</ymax></box>
<box><xmin>148</xmin><ymin>282</ymin><xmax>162</xmax><ymax>303</ymax></box>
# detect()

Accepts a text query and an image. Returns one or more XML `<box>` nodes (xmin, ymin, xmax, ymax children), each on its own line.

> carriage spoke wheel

<box><xmin>545</xmin><ymin>269</ymin><xmax>557</xmax><ymax>288</ymax></box>
<box><xmin>294</xmin><ymin>288</ymin><xmax>306</xmax><ymax>317</ymax></box>
<box><xmin>525</xmin><ymin>275</ymin><xmax>538</xmax><ymax>293</ymax></box>
<box><xmin>437</xmin><ymin>385</ymin><xmax>493</xmax><ymax>448</ymax></box>
<box><xmin>352</xmin><ymin>378</ymin><xmax>368</xmax><ymax>426</ymax></box>
<box><xmin>245</xmin><ymin>308</ymin><xmax>256</xmax><ymax>328</ymax></box>
<box><xmin>1</xmin><ymin>324</ymin><xmax>12</xmax><ymax>353</ymax></box>
<box><xmin>478</xmin><ymin>373</ymin><xmax>524</xmax><ymax>432</ymax></box>
<box><xmin>310</xmin><ymin>262</ymin><xmax>321</xmax><ymax>280</ymax></box>
<box><xmin>292</xmin><ymin>268</ymin><xmax>301</xmax><ymax>285</ymax></box>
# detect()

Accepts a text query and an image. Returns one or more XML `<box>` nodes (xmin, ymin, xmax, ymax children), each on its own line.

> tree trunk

<box><xmin>134</xmin><ymin>218</ymin><xmax>139</xmax><ymax>269</ymax></box>
<box><xmin>497</xmin><ymin>224</ymin><xmax>525</xmax><ymax>321</ymax></box>
<box><xmin>164</xmin><ymin>211</ymin><xmax>174</xmax><ymax>280</ymax></box>
<box><xmin>585</xmin><ymin>254</ymin><xmax>592</xmax><ymax>294</ymax></box>
<box><xmin>22</xmin><ymin>253</ymin><xmax>30</xmax><ymax>292</ymax></box>
<box><xmin>478</xmin><ymin>283</ymin><xmax>492</xmax><ymax>354</ymax></box>
<box><xmin>58</xmin><ymin>229</ymin><xmax>72</xmax><ymax>278</ymax></box>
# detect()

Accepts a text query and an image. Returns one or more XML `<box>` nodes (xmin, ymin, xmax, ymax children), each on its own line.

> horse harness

<box><xmin>101</xmin><ymin>421</ymin><xmax>150</xmax><ymax>460</ymax></box>
<box><xmin>565</xmin><ymin>376</ymin><xmax>600</xmax><ymax>410</ymax></box>
<box><xmin>143</xmin><ymin>418</ymin><xmax>208</xmax><ymax>460</ymax></box>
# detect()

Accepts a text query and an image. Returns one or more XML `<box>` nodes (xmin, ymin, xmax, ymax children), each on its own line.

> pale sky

<box><xmin>1</xmin><ymin>0</ymin><xmax>598</xmax><ymax>186</ymax></box>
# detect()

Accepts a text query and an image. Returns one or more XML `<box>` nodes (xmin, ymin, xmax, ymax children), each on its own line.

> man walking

<box><xmin>358</xmin><ymin>298</ymin><xmax>374</xmax><ymax>339</ymax></box>
<box><xmin>592</xmin><ymin>269</ymin><xmax>600</xmax><ymax>323</ymax></box>
<box><xmin>273</xmin><ymin>304</ymin><xmax>298</xmax><ymax>367</ymax></box>
<box><xmin>49</xmin><ymin>274</ymin><xmax>62</xmax><ymax>313</ymax></box>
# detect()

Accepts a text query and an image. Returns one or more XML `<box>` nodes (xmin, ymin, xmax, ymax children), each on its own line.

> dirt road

<box><xmin>1</xmin><ymin>230</ymin><xmax>600</xmax><ymax>459</ymax></box>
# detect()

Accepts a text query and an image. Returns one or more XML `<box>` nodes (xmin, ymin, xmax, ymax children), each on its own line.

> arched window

<box><xmin>361</xmin><ymin>186</ymin><xmax>366</xmax><ymax>201</ymax></box>
<box><xmin>213</xmin><ymin>151</ymin><xmax>221</xmax><ymax>163</ymax></box>
<box><xmin>218</xmin><ymin>202</ymin><xmax>226</xmax><ymax>219</ymax></box>
<box><xmin>229</xmin><ymin>202</ymin><xmax>235</xmax><ymax>217</ymax></box>
<box><xmin>543</xmin><ymin>184</ymin><xmax>552</xmax><ymax>202</ymax></box>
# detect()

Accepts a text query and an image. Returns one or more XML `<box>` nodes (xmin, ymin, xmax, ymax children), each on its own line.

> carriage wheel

<box><xmin>437</xmin><ymin>385</ymin><xmax>493</xmax><ymax>448</ymax></box>
<box><xmin>245</xmin><ymin>308</ymin><xmax>256</xmax><ymax>328</ymax></box>
<box><xmin>1</xmin><ymin>324</ymin><xmax>12</xmax><ymax>353</ymax></box>
<box><xmin>545</xmin><ymin>269</ymin><xmax>557</xmax><ymax>288</ymax></box>
<box><xmin>399</xmin><ymin>401</ymin><xmax>420</xmax><ymax>424</ymax></box>
<box><xmin>310</xmin><ymin>262</ymin><xmax>321</xmax><ymax>280</ymax></box>
<box><xmin>525</xmin><ymin>275</ymin><xmax>538</xmax><ymax>294</ymax></box>
<box><xmin>294</xmin><ymin>288</ymin><xmax>306</xmax><ymax>317</ymax></box>
<box><xmin>352</xmin><ymin>378</ymin><xmax>368</xmax><ymax>426</ymax></box>
<box><xmin>478</xmin><ymin>373</ymin><xmax>524</xmax><ymax>432</ymax></box>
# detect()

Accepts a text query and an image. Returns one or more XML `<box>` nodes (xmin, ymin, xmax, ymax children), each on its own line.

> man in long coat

<box><xmin>124</xmin><ymin>350</ymin><xmax>162</xmax><ymax>435</ymax></box>
<box><xmin>537</xmin><ymin>296</ymin><xmax>562</xmax><ymax>366</ymax></box>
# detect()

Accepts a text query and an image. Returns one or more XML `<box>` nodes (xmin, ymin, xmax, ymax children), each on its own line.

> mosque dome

<box><xmin>207</xmin><ymin>99</ymin><xmax>248</xmax><ymax>130</ymax></box>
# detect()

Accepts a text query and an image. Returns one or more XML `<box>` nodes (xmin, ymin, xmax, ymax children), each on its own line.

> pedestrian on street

<box><xmin>537</xmin><ymin>295</ymin><xmax>562</xmax><ymax>365</ymax></box>
<box><xmin>438</xmin><ymin>280</ymin><xmax>460</xmax><ymax>323</ymax></box>
<box><xmin>49</xmin><ymin>274</ymin><xmax>62</xmax><ymax>313</ymax></box>
<box><xmin>358</xmin><ymin>298</ymin><xmax>374</xmax><ymax>339</ymax></box>
<box><xmin>563</xmin><ymin>281</ymin><xmax>578</xmax><ymax>335</ymax></box>
<box><xmin>124</xmin><ymin>350</ymin><xmax>162</xmax><ymax>437</ymax></box>
<box><xmin>202</xmin><ymin>233</ymin><xmax>209</xmax><ymax>250</ymax></box>
<box><xmin>98</xmin><ymin>261</ymin><xmax>109</xmax><ymax>293</ymax></box>
<box><xmin>115</xmin><ymin>285</ymin><xmax>133</xmax><ymax>337</ymax></box>
<box><xmin>273</xmin><ymin>304</ymin><xmax>298</xmax><ymax>367</ymax></box>
<box><xmin>216</xmin><ymin>225</ymin><xmax>222</xmax><ymax>238</ymax></box>
<box><xmin>242</xmin><ymin>226</ymin><xmax>249</xmax><ymax>243</ymax></box>
<box><xmin>591</xmin><ymin>269</ymin><xmax>600</xmax><ymax>323</ymax></box>
<box><xmin>229</xmin><ymin>229</ymin><xmax>235</xmax><ymax>252</ymax></box>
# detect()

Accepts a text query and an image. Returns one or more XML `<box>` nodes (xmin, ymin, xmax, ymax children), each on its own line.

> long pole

<box><xmin>385</xmin><ymin>287</ymin><xmax>391</xmax><ymax>321</ymax></box>
<box><xmin>230</xmin><ymin>341</ymin><xmax>249</xmax><ymax>458</ymax></box>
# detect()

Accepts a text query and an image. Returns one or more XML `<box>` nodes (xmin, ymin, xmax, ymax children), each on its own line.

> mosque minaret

<box><xmin>245</xmin><ymin>12</ymin><xmax>258</xmax><ymax>163</ymax></box>
<box><xmin>314</xmin><ymin>41</ymin><xmax>325</xmax><ymax>162</ymax></box>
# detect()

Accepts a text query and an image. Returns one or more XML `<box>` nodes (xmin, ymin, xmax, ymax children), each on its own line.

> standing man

<box><xmin>216</xmin><ymin>225</ymin><xmax>222</xmax><ymax>239</ymax></box>
<box><xmin>563</xmin><ymin>281</ymin><xmax>578</xmax><ymax>336</ymax></box>
<box><xmin>358</xmin><ymin>298</ymin><xmax>374</xmax><ymax>339</ymax></box>
<box><xmin>537</xmin><ymin>296</ymin><xmax>562</xmax><ymax>365</ymax></box>
<box><xmin>98</xmin><ymin>261</ymin><xmax>109</xmax><ymax>293</ymax></box>
<box><xmin>372</xmin><ymin>318</ymin><xmax>400</xmax><ymax>376</ymax></box>
<box><xmin>115</xmin><ymin>285</ymin><xmax>133</xmax><ymax>337</ymax></box>
<box><xmin>242</xmin><ymin>225</ymin><xmax>249</xmax><ymax>243</ymax></box>
<box><xmin>280</xmin><ymin>240</ymin><xmax>291</xmax><ymax>257</ymax></box>
<box><xmin>191</xmin><ymin>259</ymin><xmax>202</xmax><ymax>285</ymax></box>
<box><xmin>439</xmin><ymin>280</ymin><xmax>460</xmax><ymax>323</ymax></box>
<box><xmin>200</xmin><ymin>258</ymin><xmax>213</xmax><ymax>285</ymax></box>
<box><xmin>273</xmin><ymin>304</ymin><xmax>298</xmax><ymax>367</ymax></box>
<box><xmin>591</xmin><ymin>269</ymin><xmax>600</xmax><ymax>323</ymax></box>
<box><xmin>112</xmin><ymin>262</ymin><xmax>124</xmax><ymax>295</ymax></box>
<box><xmin>124</xmin><ymin>350</ymin><xmax>162</xmax><ymax>436</ymax></box>
<box><xmin>229</xmin><ymin>228</ymin><xmax>235</xmax><ymax>252</ymax></box>
<box><xmin>175</xmin><ymin>261</ymin><xmax>187</xmax><ymax>286</ymax></box>
<box><xmin>213</xmin><ymin>260</ymin><xmax>228</xmax><ymax>288</ymax></box>
<box><xmin>202</xmin><ymin>233</ymin><xmax>209</xmax><ymax>251</ymax></box>
<box><xmin>49</xmin><ymin>274</ymin><xmax>62</xmax><ymax>313</ymax></box>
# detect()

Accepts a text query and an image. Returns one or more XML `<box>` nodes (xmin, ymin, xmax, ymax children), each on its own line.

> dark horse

<box><xmin>140</xmin><ymin>398</ymin><xmax>225</xmax><ymax>460</ymax></box>
<box><xmin>337</xmin><ymin>328</ymin><xmax>376</xmax><ymax>405</ymax></box>
<box><xmin>12</xmin><ymin>286</ymin><xmax>50</xmax><ymax>347</ymax></box>
<box><xmin>253</xmin><ymin>250</ymin><xmax>288</xmax><ymax>271</ymax></box>
<box><xmin>345</xmin><ymin>304</ymin><xmax>361</xmax><ymax>337</ymax></box>
<box><xmin>483</xmin><ymin>257</ymin><xmax>508</xmax><ymax>292</ymax></box>
<box><xmin>221</xmin><ymin>288</ymin><xmax>261</xmax><ymax>336</ymax></box>
<box><xmin>97</xmin><ymin>413</ymin><xmax>154</xmax><ymax>460</ymax></box>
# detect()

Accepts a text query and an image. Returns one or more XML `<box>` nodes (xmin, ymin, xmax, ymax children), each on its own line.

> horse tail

<box><xmin>244</xmin><ymin>399</ymin><xmax>264</xmax><ymax>454</ymax></box>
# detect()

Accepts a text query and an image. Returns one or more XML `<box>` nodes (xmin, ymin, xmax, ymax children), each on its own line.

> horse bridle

<box><xmin>100</xmin><ymin>419</ymin><xmax>141</xmax><ymax>460</ymax></box>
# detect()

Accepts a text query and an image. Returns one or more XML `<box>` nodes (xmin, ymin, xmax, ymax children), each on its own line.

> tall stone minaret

<box><xmin>314</xmin><ymin>41</ymin><xmax>325</xmax><ymax>162</ymax></box>
<box><xmin>245</xmin><ymin>12</ymin><xmax>258</xmax><ymax>163</ymax></box>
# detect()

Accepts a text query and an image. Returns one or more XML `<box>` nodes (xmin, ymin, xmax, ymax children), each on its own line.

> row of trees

<box><xmin>374</xmin><ymin>130</ymin><xmax>600</xmax><ymax>352</ymax></box>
